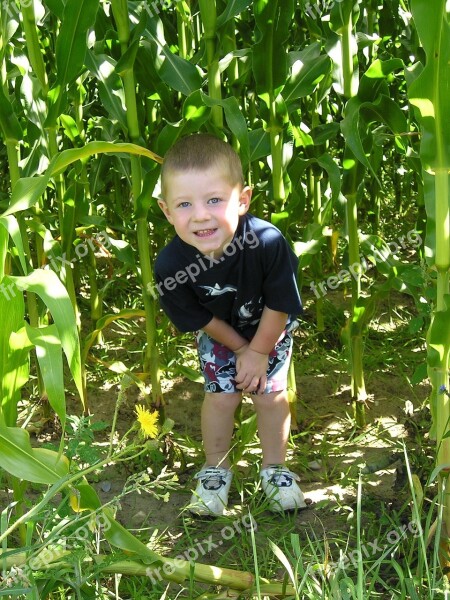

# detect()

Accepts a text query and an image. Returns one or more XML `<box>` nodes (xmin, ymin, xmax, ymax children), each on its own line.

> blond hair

<box><xmin>161</xmin><ymin>133</ymin><xmax>244</xmax><ymax>197</ymax></box>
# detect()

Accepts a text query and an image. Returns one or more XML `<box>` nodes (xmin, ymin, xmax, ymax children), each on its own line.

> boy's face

<box><xmin>158</xmin><ymin>165</ymin><xmax>252</xmax><ymax>258</ymax></box>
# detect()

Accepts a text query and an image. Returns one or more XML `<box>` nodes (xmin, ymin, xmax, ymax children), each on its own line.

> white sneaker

<box><xmin>260</xmin><ymin>465</ymin><xmax>306</xmax><ymax>512</ymax></box>
<box><xmin>189</xmin><ymin>467</ymin><xmax>233</xmax><ymax>516</ymax></box>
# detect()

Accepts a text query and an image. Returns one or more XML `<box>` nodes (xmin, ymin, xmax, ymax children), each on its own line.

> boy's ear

<box><xmin>238</xmin><ymin>186</ymin><xmax>252</xmax><ymax>215</ymax></box>
<box><xmin>157</xmin><ymin>199</ymin><xmax>174</xmax><ymax>224</ymax></box>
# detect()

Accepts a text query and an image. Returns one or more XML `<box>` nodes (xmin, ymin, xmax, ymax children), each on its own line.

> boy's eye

<box><xmin>208</xmin><ymin>197</ymin><xmax>221</xmax><ymax>204</ymax></box>
<box><xmin>178</xmin><ymin>201</ymin><xmax>191</xmax><ymax>208</ymax></box>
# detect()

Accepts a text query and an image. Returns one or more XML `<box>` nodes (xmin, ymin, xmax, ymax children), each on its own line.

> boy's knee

<box><xmin>252</xmin><ymin>390</ymin><xmax>288</xmax><ymax>409</ymax></box>
<box><xmin>204</xmin><ymin>392</ymin><xmax>241</xmax><ymax>411</ymax></box>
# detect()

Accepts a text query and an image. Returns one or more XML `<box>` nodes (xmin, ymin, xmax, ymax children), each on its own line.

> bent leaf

<box><xmin>25</xmin><ymin>323</ymin><xmax>66</xmax><ymax>430</ymax></box>
<box><xmin>0</xmin><ymin>425</ymin><xmax>69</xmax><ymax>484</ymax></box>
<box><xmin>7</xmin><ymin>271</ymin><xmax>84</xmax><ymax>407</ymax></box>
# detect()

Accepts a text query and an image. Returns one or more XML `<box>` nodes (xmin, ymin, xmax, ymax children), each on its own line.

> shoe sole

<box><xmin>268</xmin><ymin>501</ymin><xmax>308</xmax><ymax>513</ymax></box>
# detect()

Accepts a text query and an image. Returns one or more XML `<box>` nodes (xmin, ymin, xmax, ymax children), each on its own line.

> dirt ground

<box><xmin>77</xmin><ymin>357</ymin><xmax>431</xmax><ymax>539</ymax></box>
<box><xmin>8</xmin><ymin>289</ymin><xmax>432</xmax><ymax>566</ymax></box>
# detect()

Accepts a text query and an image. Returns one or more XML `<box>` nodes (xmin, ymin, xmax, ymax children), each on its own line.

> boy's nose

<box><xmin>192</xmin><ymin>204</ymin><xmax>211</xmax><ymax>220</ymax></box>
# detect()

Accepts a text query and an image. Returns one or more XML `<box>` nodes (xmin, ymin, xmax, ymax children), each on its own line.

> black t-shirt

<box><xmin>154</xmin><ymin>213</ymin><xmax>302</xmax><ymax>339</ymax></box>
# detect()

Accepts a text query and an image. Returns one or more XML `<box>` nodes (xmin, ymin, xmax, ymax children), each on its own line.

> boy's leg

<box><xmin>189</xmin><ymin>392</ymin><xmax>241</xmax><ymax>515</ymax></box>
<box><xmin>251</xmin><ymin>390</ymin><xmax>290</xmax><ymax>468</ymax></box>
<box><xmin>191</xmin><ymin>331</ymin><xmax>242</xmax><ymax>515</ymax></box>
<box><xmin>252</xmin><ymin>390</ymin><xmax>306</xmax><ymax>511</ymax></box>
<box><xmin>201</xmin><ymin>391</ymin><xmax>242</xmax><ymax>469</ymax></box>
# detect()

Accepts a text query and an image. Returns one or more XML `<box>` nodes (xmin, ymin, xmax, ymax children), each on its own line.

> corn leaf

<box><xmin>0</xmin><ymin>216</ymin><xmax>28</xmax><ymax>274</ymax></box>
<box><xmin>6</xmin><ymin>271</ymin><xmax>84</xmax><ymax>407</ymax></box>
<box><xmin>0</xmin><ymin>83</ymin><xmax>22</xmax><ymax>143</ymax></box>
<box><xmin>159</xmin><ymin>45</ymin><xmax>203</xmax><ymax>96</ymax></box>
<box><xmin>0</xmin><ymin>425</ymin><xmax>69</xmax><ymax>484</ymax></box>
<box><xmin>25</xmin><ymin>323</ymin><xmax>66</xmax><ymax>430</ymax></box>
<box><xmin>85</xmin><ymin>51</ymin><xmax>128</xmax><ymax>133</ymax></box>
<box><xmin>46</xmin><ymin>0</ymin><xmax>100</xmax><ymax>126</ymax></box>
<box><xmin>82</xmin><ymin>309</ymin><xmax>146</xmax><ymax>364</ymax></box>
<box><xmin>253</xmin><ymin>0</ymin><xmax>294</xmax><ymax>103</ymax></box>
<box><xmin>216</xmin><ymin>0</ymin><xmax>252</xmax><ymax>28</ymax></box>
<box><xmin>2</xmin><ymin>142</ymin><xmax>161</xmax><ymax>219</ymax></box>
<box><xmin>102</xmin><ymin>507</ymin><xmax>162</xmax><ymax>566</ymax></box>
<box><xmin>0</xmin><ymin>284</ymin><xmax>26</xmax><ymax>426</ymax></box>
<box><xmin>283</xmin><ymin>44</ymin><xmax>332</xmax><ymax>104</ymax></box>
<box><xmin>200</xmin><ymin>93</ymin><xmax>250</xmax><ymax>166</ymax></box>
<box><xmin>408</xmin><ymin>0</ymin><xmax>450</xmax><ymax>271</ymax></box>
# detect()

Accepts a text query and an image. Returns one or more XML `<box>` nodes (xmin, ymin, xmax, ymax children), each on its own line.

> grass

<box><xmin>1</xmin><ymin>283</ymin><xmax>447</xmax><ymax>599</ymax></box>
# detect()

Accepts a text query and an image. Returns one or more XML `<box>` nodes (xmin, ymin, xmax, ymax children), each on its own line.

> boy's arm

<box><xmin>249</xmin><ymin>307</ymin><xmax>288</xmax><ymax>354</ymax></box>
<box><xmin>235</xmin><ymin>307</ymin><xmax>288</xmax><ymax>393</ymax></box>
<box><xmin>202</xmin><ymin>316</ymin><xmax>249</xmax><ymax>353</ymax></box>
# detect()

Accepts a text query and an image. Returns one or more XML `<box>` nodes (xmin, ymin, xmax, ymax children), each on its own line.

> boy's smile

<box><xmin>158</xmin><ymin>166</ymin><xmax>252</xmax><ymax>258</ymax></box>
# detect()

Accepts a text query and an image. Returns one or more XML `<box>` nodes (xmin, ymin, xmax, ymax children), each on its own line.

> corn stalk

<box><xmin>407</xmin><ymin>0</ymin><xmax>450</xmax><ymax>557</ymax></box>
<box><xmin>111</xmin><ymin>0</ymin><xmax>163</xmax><ymax>406</ymax></box>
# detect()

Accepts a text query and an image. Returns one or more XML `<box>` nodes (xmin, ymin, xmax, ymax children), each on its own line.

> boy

<box><xmin>154</xmin><ymin>133</ymin><xmax>306</xmax><ymax>515</ymax></box>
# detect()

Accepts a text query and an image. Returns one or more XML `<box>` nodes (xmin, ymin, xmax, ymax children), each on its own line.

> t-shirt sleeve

<box><xmin>260</xmin><ymin>228</ymin><xmax>302</xmax><ymax>316</ymax></box>
<box><xmin>158</xmin><ymin>283</ymin><xmax>213</xmax><ymax>332</ymax></box>
<box><xmin>154</xmin><ymin>254</ymin><xmax>213</xmax><ymax>332</ymax></box>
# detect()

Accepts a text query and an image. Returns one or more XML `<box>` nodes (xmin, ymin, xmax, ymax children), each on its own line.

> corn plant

<box><xmin>407</xmin><ymin>0</ymin><xmax>450</xmax><ymax>554</ymax></box>
<box><xmin>0</xmin><ymin>1</ymin><xmax>443</xmax><ymax>592</ymax></box>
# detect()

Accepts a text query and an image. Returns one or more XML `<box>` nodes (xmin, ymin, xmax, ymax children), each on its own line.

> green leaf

<box><xmin>177</xmin><ymin>365</ymin><xmax>204</xmax><ymax>384</ymax></box>
<box><xmin>102</xmin><ymin>507</ymin><xmax>162</xmax><ymax>565</ymax></box>
<box><xmin>0</xmin><ymin>84</ymin><xmax>22</xmax><ymax>142</ymax></box>
<box><xmin>182</xmin><ymin>90</ymin><xmax>210</xmax><ymax>126</ymax></box>
<box><xmin>249</xmin><ymin>128</ymin><xmax>271</xmax><ymax>162</ymax></box>
<box><xmin>253</xmin><ymin>0</ymin><xmax>294</xmax><ymax>101</ymax></box>
<box><xmin>408</xmin><ymin>1</ymin><xmax>450</xmax><ymax>271</ymax></box>
<box><xmin>145</xmin><ymin>26</ymin><xmax>203</xmax><ymax>97</ymax></box>
<box><xmin>107</xmin><ymin>237</ymin><xmax>135</xmax><ymax>266</ymax></box>
<box><xmin>284</xmin><ymin>44</ymin><xmax>332</xmax><ymax>104</ymax></box>
<box><xmin>6</xmin><ymin>271</ymin><xmax>84</xmax><ymax>407</ymax></box>
<box><xmin>2</xmin><ymin>142</ymin><xmax>161</xmax><ymax>219</ymax></box>
<box><xmin>341</xmin><ymin>94</ymin><xmax>407</xmax><ymax>182</ymax></box>
<box><xmin>25</xmin><ymin>323</ymin><xmax>66</xmax><ymax>430</ymax></box>
<box><xmin>46</xmin><ymin>0</ymin><xmax>100</xmax><ymax>126</ymax></box>
<box><xmin>409</xmin><ymin>0</ymin><xmax>450</xmax><ymax>171</ymax></box>
<box><xmin>427</xmin><ymin>296</ymin><xmax>450</xmax><ymax>368</ymax></box>
<box><xmin>411</xmin><ymin>362</ymin><xmax>427</xmax><ymax>385</ymax></box>
<box><xmin>85</xmin><ymin>51</ymin><xmax>128</xmax><ymax>133</ymax></box>
<box><xmin>70</xmin><ymin>482</ymin><xmax>102</xmax><ymax>512</ymax></box>
<box><xmin>0</xmin><ymin>284</ymin><xmax>26</xmax><ymax>425</ymax></box>
<box><xmin>44</xmin><ymin>0</ymin><xmax>65</xmax><ymax>19</ymax></box>
<box><xmin>159</xmin><ymin>45</ymin><xmax>202</xmax><ymax>96</ymax></box>
<box><xmin>317</xmin><ymin>153</ymin><xmax>341</xmax><ymax>202</ymax></box>
<box><xmin>216</xmin><ymin>0</ymin><xmax>253</xmax><ymax>28</ymax></box>
<box><xmin>115</xmin><ymin>39</ymin><xmax>140</xmax><ymax>76</ymax></box>
<box><xmin>82</xmin><ymin>309</ymin><xmax>146</xmax><ymax>364</ymax></box>
<box><xmin>200</xmin><ymin>93</ymin><xmax>250</xmax><ymax>166</ymax></box>
<box><xmin>0</xmin><ymin>425</ymin><xmax>69</xmax><ymax>484</ymax></box>
<box><xmin>0</xmin><ymin>216</ymin><xmax>28</xmax><ymax>274</ymax></box>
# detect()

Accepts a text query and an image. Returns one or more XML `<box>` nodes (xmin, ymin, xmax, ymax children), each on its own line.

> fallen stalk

<box><xmin>0</xmin><ymin>548</ymin><xmax>297</xmax><ymax>595</ymax></box>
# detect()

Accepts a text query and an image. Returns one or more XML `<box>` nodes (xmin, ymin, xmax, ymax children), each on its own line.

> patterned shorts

<box><xmin>196</xmin><ymin>329</ymin><xmax>293</xmax><ymax>394</ymax></box>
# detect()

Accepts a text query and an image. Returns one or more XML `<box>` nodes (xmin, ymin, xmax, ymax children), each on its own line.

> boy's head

<box><xmin>158</xmin><ymin>133</ymin><xmax>252</xmax><ymax>258</ymax></box>
<box><xmin>160</xmin><ymin>133</ymin><xmax>245</xmax><ymax>197</ymax></box>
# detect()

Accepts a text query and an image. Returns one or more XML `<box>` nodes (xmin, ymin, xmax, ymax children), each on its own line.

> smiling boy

<box><xmin>154</xmin><ymin>133</ymin><xmax>306</xmax><ymax>515</ymax></box>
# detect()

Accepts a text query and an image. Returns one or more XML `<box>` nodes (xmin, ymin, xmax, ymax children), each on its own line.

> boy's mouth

<box><xmin>195</xmin><ymin>229</ymin><xmax>217</xmax><ymax>238</ymax></box>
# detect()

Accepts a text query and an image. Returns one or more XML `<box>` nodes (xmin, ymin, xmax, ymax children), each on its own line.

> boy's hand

<box><xmin>235</xmin><ymin>347</ymin><xmax>269</xmax><ymax>394</ymax></box>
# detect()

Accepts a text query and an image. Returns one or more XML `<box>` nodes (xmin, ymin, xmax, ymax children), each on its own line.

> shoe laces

<box><xmin>195</xmin><ymin>467</ymin><xmax>229</xmax><ymax>491</ymax></box>
<box><xmin>264</xmin><ymin>465</ymin><xmax>300</xmax><ymax>488</ymax></box>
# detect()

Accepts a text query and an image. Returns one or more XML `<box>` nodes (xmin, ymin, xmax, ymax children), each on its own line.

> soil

<box><xmin>67</xmin><ymin>340</ymin><xmax>432</xmax><ymax>540</ymax></box>
<box><xmin>8</xmin><ymin>289</ymin><xmax>433</xmax><ymax>585</ymax></box>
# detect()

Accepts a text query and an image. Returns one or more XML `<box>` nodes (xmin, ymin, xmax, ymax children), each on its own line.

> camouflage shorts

<box><xmin>196</xmin><ymin>329</ymin><xmax>293</xmax><ymax>394</ymax></box>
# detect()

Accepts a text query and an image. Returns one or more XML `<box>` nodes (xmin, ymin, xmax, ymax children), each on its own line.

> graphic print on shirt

<box><xmin>236</xmin><ymin>296</ymin><xmax>263</xmax><ymax>328</ymax></box>
<box><xmin>199</xmin><ymin>283</ymin><xmax>237</xmax><ymax>296</ymax></box>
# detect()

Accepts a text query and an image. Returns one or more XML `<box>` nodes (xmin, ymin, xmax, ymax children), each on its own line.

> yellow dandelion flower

<box><xmin>135</xmin><ymin>404</ymin><xmax>159</xmax><ymax>439</ymax></box>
